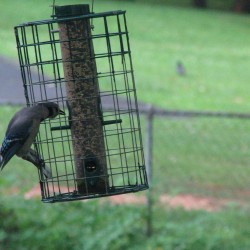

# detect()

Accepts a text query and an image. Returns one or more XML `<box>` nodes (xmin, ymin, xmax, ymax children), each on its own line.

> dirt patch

<box><xmin>23</xmin><ymin>184</ymin><xmax>233</xmax><ymax>212</ymax></box>
<box><xmin>106</xmin><ymin>193</ymin><xmax>230</xmax><ymax>212</ymax></box>
<box><xmin>159</xmin><ymin>194</ymin><xmax>229</xmax><ymax>212</ymax></box>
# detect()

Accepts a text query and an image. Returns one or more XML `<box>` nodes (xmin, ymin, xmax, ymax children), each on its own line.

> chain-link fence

<box><xmin>141</xmin><ymin>107</ymin><xmax>250</xmax><ymax>207</ymax></box>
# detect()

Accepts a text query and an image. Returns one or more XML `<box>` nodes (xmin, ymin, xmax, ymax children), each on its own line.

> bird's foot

<box><xmin>39</xmin><ymin>159</ymin><xmax>52</xmax><ymax>179</ymax></box>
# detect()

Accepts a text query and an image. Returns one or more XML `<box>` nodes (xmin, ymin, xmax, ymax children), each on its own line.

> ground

<box><xmin>0</xmin><ymin>56</ymin><xmax>26</xmax><ymax>105</ymax></box>
<box><xmin>22</xmin><ymin>184</ymin><xmax>235</xmax><ymax>212</ymax></box>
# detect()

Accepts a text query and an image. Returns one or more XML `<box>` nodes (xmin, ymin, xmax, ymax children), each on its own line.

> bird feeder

<box><xmin>14</xmin><ymin>4</ymin><xmax>148</xmax><ymax>202</ymax></box>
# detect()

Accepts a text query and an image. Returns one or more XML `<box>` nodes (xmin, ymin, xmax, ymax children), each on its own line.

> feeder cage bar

<box><xmin>14</xmin><ymin>4</ymin><xmax>148</xmax><ymax>202</ymax></box>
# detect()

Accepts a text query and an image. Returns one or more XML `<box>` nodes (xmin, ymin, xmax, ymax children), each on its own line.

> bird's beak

<box><xmin>59</xmin><ymin>109</ymin><xmax>65</xmax><ymax>115</ymax></box>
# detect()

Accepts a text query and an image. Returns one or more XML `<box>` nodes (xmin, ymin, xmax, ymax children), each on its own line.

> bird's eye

<box><xmin>48</xmin><ymin>107</ymin><xmax>54</xmax><ymax>117</ymax></box>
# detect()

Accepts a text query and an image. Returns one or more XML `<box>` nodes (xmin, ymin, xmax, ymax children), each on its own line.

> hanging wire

<box><xmin>51</xmin><ymin>0</ymin><xmax>95</xmax><ymax>28</ymax></box>
<box><xmin>91</xmin><ymin>0</ymin><xmax>95</xmax><ymax>13</ymax></box>
<box><xmin>51</xmin><ymin>0</ymin><xmax>56</xmax><ymax>19</ymax></box>
<box><xmin>91</xmin><ymin>0</ymin><xmax>95</xmax><ymax>30</ymax></box>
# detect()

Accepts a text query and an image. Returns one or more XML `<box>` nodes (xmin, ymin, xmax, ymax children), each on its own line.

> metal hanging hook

<box><xmin>50</xmin><ymin>0</ymin><xmax>56</xmax><ymax>19</ymax></box>
<box><xmin>91</xmin><ymin>0</ymin><xmax>95</xmax><ymax>30</ymax></box>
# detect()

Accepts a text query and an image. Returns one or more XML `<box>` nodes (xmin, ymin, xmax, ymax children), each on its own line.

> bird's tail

<box><xmin>0</xmin><ymin>154</ymin><xmax>3</xmax><ymax>170</ymax></box>
<box><xmin>0</xmin><ymin>152</ymin><xmax>8</xmax><ymax>171</ymax></box>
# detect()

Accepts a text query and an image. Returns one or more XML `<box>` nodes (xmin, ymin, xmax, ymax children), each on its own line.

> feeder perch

<box><xmin>15</xmin><ymin>4</ymin><xmax>148</xmax><ymax>202</ymax></box>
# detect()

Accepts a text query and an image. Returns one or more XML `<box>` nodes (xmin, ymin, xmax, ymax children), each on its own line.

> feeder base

<box><xmin>41</xmin><ymin>185</ymin><xmax>149</xmax><ymax>203</ymax></box>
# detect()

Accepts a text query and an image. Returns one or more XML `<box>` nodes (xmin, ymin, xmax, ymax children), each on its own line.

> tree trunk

<box><xmin>193</xmin><ymin>0</ymin><xmax>207</xmax><ymax>8</ymax></box>
<box><xmin>234</xmin><ymin>0</ymin><xmax>250</xmax><ymax>13</ymax></box>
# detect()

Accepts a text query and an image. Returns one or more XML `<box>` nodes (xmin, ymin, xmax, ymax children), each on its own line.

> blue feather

<box><xmin>0</xmin><ymin>135</ymin><xmax>23</xmax><ymax>170</ymax></box>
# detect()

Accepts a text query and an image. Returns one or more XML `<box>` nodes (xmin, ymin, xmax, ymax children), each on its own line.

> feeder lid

<box><xmin>55</xmin><ymin>4</ymin><xmax>90</xmax><ymax>18</ymax></box>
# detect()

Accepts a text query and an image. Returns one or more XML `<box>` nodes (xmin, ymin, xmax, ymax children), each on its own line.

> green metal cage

<box><xmin>14</xmin><ymin>5</ymin><xmax>148</xmax><ymax>203</ymax></box>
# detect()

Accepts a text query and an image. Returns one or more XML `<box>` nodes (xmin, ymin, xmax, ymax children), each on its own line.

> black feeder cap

<box><xmin>55</xmin><ymin>4</ymin><xmax>90</xmax><ymax>18</ymax></box>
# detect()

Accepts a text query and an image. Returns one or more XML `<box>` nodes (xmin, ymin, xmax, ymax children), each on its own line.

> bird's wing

<box><xmin>0</xmin><ymin>136</ymin><xmax>23</xmax><ymax>170</ymax></box>
<box><xmin>0</xmin><ymin>115</ymin><xmax>34</xmax><ymax>170</ymax></box>
<box><xmin>5</xmin><ymin>108</ymin><xmax>34</xmax><ymax>137</ymax></box>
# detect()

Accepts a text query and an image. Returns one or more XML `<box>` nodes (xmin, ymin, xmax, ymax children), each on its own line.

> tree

<box><xmin>234</xmin><ymin>0</ymin><xmax>250</xmax><ymax>12</ymax></box>
<box><xmin>193</xmin><ymin>0</ymin><xmax>207</xmax><ymax>8</ymax></box>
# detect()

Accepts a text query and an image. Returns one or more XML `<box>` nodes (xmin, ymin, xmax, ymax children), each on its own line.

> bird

<box><xmin>176</xmin><ymin>61</ymin><xmax>186</xmax><ymax>76</ymax></box>
<box><xmin>0</xmin><ymin>102</ymin><xmax>65</xmax><ymax>178</ymax></box>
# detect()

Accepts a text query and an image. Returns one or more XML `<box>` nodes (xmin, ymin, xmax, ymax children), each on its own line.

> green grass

<box><xmin>1</xmin><ymin>0</ymin><xmax>250</xmax><ymax>112</ymax></box>
<box><xmin>151</xmin><ymin>116</ymin><xmax>250</xmax><ymax>199</ymax></box>
<box><xmin>1</xmin><ymin>1</ymin><xmax>250</xmax><ymax>249</ymax></box>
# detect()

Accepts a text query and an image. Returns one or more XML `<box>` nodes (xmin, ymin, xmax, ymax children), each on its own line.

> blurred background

<box><xmin>0</xmin><ymin>0</ymin><xmax>250</xmax><ymax>249</ymax></box>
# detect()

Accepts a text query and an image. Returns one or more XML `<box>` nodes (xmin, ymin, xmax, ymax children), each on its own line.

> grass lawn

<box><xmin>1</xmin><ymin>0</ymin><xmax>250</xmax><ymax>112</ymax></box>
<box><xmin>151</xmin><ymin>116</ymin><xmax>250</xmax><ymax>199</ymax></box>
<box><xmin>1</xmin><ymin>1</ymin><xmax>250</xmax><ymax>249</ymax></box>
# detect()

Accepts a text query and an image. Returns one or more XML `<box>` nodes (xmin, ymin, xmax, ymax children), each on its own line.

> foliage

<box><xmin>110</xmin><ymin>0</ymin><xmax>238</xmax><ymax>11</ymax></box>
<box><xmin>0</xmin><ymin>196</ymin><xmax>250</xmax><ymax>249</ymax></box>
<box><xmin>0</xmin><ymin>196</ymin><xmax>144</xmax><ymax>250</ymax></box>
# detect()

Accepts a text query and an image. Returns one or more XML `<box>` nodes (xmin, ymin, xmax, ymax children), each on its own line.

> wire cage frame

<box><xmin>14</xmin><ymin>5</ymin><xmax>148</xmax><ymax>203</ymax></box>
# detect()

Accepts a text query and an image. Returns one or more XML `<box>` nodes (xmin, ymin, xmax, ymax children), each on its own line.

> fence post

<box><xmin>145</xmin><ymin>105</ymin><xmax>154</xmax><ymax>237</ymax></box>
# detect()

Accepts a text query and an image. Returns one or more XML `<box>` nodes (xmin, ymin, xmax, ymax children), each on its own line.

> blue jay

<box><xmin>0</xmin><ymin>102</ymin><xmax>65</xmax><ymax>178</ymax></box>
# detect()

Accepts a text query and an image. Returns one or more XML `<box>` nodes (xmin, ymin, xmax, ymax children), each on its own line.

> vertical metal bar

<box><xmin>123</xmin><ymin>13</ymin><xmax>146</xmax><ymax>180</ymax></box>
<box><xmin>103</xmin><ymin>16</ymin><xmax>127</xmax><ymax>187</ymax></box>
<box><xmin>117</xmin><ymin>14</ymin><xmax>137</xmax><ymax>183</ymax></box>
<box><xmin>15</xmin><ymin>27</ymin><xmax>29</xmax><ymax>104</ymax></box>
<box><xmin>21</xmin><ymin>26</ymin><xmax>34</xmax><ymax>105</ymax></box>
<box><xmin>145</xmin><ymin>105</ymin><xmax>153</xmax><ymax>237</ymax></box>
